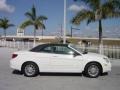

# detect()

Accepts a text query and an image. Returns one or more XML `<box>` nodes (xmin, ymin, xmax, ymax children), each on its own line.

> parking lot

<box><xmin>0</xmin><ymin>47</ymin><xmax>120</xmax><ymax>90</ymax></box>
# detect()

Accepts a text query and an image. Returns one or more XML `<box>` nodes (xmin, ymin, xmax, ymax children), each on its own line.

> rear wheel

<box><xmin>84</xmin><ymin>63</ymin><xmax>101</xmax><ymax>78</ymax></box>
<box><xmin>22</xmin><ymin>62</ymin><xmax>39</xmax><ymax>77</ymax></box>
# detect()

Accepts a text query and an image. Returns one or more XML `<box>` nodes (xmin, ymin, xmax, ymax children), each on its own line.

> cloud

<box><xmin>0</xmin><ymin>0</ymin><xmax>15</xmax><ymax>13</ymax></box>
<box><xmin>68</xmin><ymin>4</ymin><xmax>86</xmax><ymax>12</ymax></box>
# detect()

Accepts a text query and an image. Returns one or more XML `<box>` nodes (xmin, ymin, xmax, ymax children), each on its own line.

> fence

<box><xmin>0</xmin><ymin>40</ymin><xmax>42</xmax><ymax>50</ymax></box>
<box><xmin>77</xmin><ymin>44</ymin><xmax>120</xmax><ymax>59</ymax></box>
<box><xmin>0</xmin><ymin>40</ymin><xmax>120</xmax><ymax>59</ymax></box>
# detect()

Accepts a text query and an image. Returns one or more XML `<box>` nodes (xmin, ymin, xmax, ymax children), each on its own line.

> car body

<box><xmin>10</xmin><ymin>43</ymin><xmax>111</xmax><ymax>78</ymax></box>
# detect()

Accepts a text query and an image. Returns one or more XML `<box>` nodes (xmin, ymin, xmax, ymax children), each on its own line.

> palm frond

<box><xmin>106</xmin><ymin>11</ymin><xmax>120</xmax><ymax>18</ymax></box>
<box><xmin>0</xmin><ymin>17</ymin><xmax>14</xmax><ymax>30</ymax></box>
<box><xmin>74</xmin><ymin>0</ymin><xmax>100</xmax><ymax>10</ymax></box>
<box><xmin>85</xmin><ymin>0</ymin><xmax>100</xmax><ymax>10</ymax></box>
<box><xmin>101</xmin><ymin>0</ymin><xmax>120</xmax><ymax>19</ymax></box>
<box><xmin>35</xmin><ymin>19</ymin><xmax>45</xmax><ymax>30</ymax></box>
<box><xmin>25</xmin><ymin>12</ymin><xmax>34</xmax><ymax>20</ymax></box>
<box><xmin>109</xmin><ymin>0</ymin><xmax>120</xmax><ymax>9</ymax></box>
<box><xmin>25</xmin><ymin>5</ymin><xmax>37</xmax><ymax>21</ymax></box>
<box><xmin>0</xmin><ymin>17</ymin><xmax>8</xmax><ymax>24</ymax></box>
<box><xmin>20</xmin><ymin>5</ymin><xmax>47</xmax><ymax>32</ymax></box>
<box><xmin>37</xmin><ymin>16</ymin><xmax>48</xmax><ymax>21</ymax></box>
<box><xmin>32</xmin><ymin>5</ymin><xmax>36</xmax><ymax>20</ymax></box>
<box><xmin>8</xmin><ymin>24</ymin><xmax>14</xmax><ymax>27</ymax></box>
<box><xmin>71</xmin><ymin>10</ymin><xmax>95</xmax><ymax>25</ymax></box>
<box><xmin>87</xmin><ymin>15</ymin><xmax>95</xmax><ymax>25</ymax></box>
<box><xmin>19</xmin><ymin>20</ymin><xmax>33</xmax><ymax>29</ymax></box>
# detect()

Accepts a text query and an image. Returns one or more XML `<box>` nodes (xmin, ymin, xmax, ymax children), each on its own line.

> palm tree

<box><xmin>0</xmin><ymin>17</ymin><xmax>14</xmax><ymax>41</ymax></box>
<box><xmin>20</xmin><ymin>5</ymin><xmax>47</xmax><ymax>46</ymax></box>
<box><xmin>72</xmin><ymin>0</ymin><xmax>120</xmax><ymax>53</ymax></box>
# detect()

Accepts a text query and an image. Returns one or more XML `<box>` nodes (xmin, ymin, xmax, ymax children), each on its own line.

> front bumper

<box><xmin>102</xmin><ymin>62</ymin><xmax>112</xmax><ymax>73</ymax></box>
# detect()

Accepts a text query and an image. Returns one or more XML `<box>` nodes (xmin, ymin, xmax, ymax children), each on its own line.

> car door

<box><xmin>31</xmin><ymin>45</ymin><xmax>54</xmax><ymax>72</ymax></box>
<box><xmin>49</xmin><ymin>45</ymin><xmax>83</xmax><ymax>73</ymax></box>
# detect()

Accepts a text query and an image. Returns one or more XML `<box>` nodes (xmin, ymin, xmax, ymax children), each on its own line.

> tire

<box><xmin>22</xmin><ymin>62</ymin><xmax>39</xmax><ymax>77</ymax></box>
<box><xmin>84</xmin><ymin>63</ymin><xmax>101</xmax><ymax>78</ymax></box>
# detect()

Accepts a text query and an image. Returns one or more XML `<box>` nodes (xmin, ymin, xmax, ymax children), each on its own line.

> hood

<box><xmin>83</xmin><ymin>52</ymin><xmax>105</xmax><ymax>60</ymax></box>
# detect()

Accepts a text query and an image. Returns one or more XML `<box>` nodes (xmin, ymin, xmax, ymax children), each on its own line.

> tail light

<box><xmin>12</xmin><ymin>54</ymin><xmax>18</xmax><ymax>59</ymax></box>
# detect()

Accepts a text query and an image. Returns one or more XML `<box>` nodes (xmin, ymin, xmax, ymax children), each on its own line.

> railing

<box><xmin>77</xmin><ymin>44</ymin><xmax>120</xmax><ymax>59</ymax></box>
<box><xmin>0</xmin><ymin>40</ymin><xmax>42</xmax><ymax>50</ymax></box>
<box><xmin>0</xmin><ymin>40</ymin><xmax>120</xmax><ymax>59</ymax></box>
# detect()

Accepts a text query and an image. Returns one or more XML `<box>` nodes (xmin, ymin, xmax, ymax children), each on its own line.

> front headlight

<box><xmin>103</xmin><ymin>57</ymin><xmax>110</xmax><ymax>63</ymax></box>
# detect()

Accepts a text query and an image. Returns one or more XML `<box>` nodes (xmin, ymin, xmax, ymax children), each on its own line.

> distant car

<box><xmin>10</xmin><ymin>44</ymin><xmax>111</xmax><ymax>78</ymax></box>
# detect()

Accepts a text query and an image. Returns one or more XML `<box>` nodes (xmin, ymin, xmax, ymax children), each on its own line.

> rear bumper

<box><xmin>10</xmin><ymin>60</ymin><xmax>21</xmax><ymax>71</ymax></box>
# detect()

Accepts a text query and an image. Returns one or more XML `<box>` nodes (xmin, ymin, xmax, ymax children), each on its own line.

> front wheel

<box><xmin>84</xmin><ymin>63</ymin><xmax>101</xmax><ymax>78</ymax></box>
<box><xmin>22</xmin><ymin>62</ymin><xmax>39</xmax><ymax>77</ymax></box>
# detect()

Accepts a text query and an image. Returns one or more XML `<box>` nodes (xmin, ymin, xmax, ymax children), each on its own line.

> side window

<box><xmin>53</xmin><ymin>46</ymin><xmax>74</xmax><ymax>55</ymax></box>
<box><xmin>41</xmin><ymin>46</ymin><xmax>52</xmax><ymax>53</ymax></box>
<box><xmin>41</xmin><ymin>46</ymin><xmax>58</xmax><ymax>53</ymax></box>
<box><xmin>40</xmin><ymin>45</ymin><xmax>74</xmax><ymax>55</ymax></box>
<box><xmin>42</xmin><ymin>46</ymin><xmax>52</xmax><ymax>53</ymax></box>
<box><xmin>30</xmin><ymin>45</ymin><xmax>43</xmax><ymax>52</ymax></box>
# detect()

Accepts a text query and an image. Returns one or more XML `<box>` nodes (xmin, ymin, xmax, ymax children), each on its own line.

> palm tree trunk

<box><xmin>98</xmin><ymin>20</ymin><xmax>103</xmax><ymax>54</ymax></box>
<box><xmin>4</xmin><ymin>29</ymin><xmax>6</xmax><ymax>41</ymax></box>
<box><xmin>33</xmin><ymin>28</ymin><xmax>36</xmax><ymax>47</ymax></box>
<box><xmin>4</xmin><ymin>29</ymin><xmax>6</xmax><ymax>46</ymax></box>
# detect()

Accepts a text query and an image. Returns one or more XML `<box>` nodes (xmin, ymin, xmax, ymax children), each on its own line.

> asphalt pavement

<box><xmin>0</xmin><ymin>47</ymin><xmax>120</xmax><ymax>90</ymax></box>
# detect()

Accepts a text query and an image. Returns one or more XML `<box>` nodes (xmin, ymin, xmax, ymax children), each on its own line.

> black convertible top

<box><xmin>30</xmin><ymin>43</ymin><xmax>69</xmax><ymax>52</ymax></box>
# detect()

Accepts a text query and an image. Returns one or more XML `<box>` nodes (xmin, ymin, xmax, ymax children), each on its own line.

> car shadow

<box><xmin>12</xmin><ymin>70</ymin><xmax>83</xmax><ymax>76</ymax></box>
<box><xmin>39</xmin><ymin>72</ymin><xmax>83</xmax><ymax>77</ymax></box>
<box><xmin>101</xmin><ymin>72</ymin><xmax>108</xmax><ymax>76</ymax></box>
<box><xmin>12</xmin><ymin>70</ymin><xmax>108</xmax><ymax>77</ymax></box>
<box><xmin>12</xmin><ymin>70</ymin><xmax>23</xmax><ymax>75</ymax></box>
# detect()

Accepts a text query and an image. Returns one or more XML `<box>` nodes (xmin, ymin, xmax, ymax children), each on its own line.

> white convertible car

<box><xmin>10</xmin><ymin>44</ymin><xmax>111</xmax><ymax>78</ymax></box>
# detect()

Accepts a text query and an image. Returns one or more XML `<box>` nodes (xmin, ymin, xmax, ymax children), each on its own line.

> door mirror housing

<box><xmin>73</xmin><ymin>52</ymin><xmax>80</xmax><ymax>57</ymax></box>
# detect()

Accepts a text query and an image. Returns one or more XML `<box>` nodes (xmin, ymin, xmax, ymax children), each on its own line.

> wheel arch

<box><xmin>84</xmin><ymin>61</ymin><xmax>103</xmax><ymax>74</ymax></box>
<box><xmin>21</xmin><ymin>61</ymin><xmax>39</xmax><ymax>72</ymax></box>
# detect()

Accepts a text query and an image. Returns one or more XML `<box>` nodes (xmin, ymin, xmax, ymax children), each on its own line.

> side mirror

<box><xmin>83</xmin><ymin>50</ymin><xmax>88</xmax><ymax>54</ymax></box>
<box><xmin>73</xmin><ymin>52</ymin><xmax>79</xmax><ymax>57</ymax></box>
<box><xmin>68</xmin><ymin>51</ymin><xmax>80</xmax><ymax>57</ymax></box>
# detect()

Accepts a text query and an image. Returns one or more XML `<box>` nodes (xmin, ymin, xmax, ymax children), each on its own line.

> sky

<box><xmin>0</xmin><ymin>0</ymin><xmax>120</xmax><ymax>38</ymax></box>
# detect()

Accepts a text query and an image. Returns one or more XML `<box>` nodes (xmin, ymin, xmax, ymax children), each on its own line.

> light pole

<box><xmin>63</xmin><ymin>0</ymin><xmax>66</xmax><ymax>44</ymax></box>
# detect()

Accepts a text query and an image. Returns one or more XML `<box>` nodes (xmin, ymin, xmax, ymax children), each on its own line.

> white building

<box><xmin>17</xmin><ymin>28</ymin><xmax>24</xmax><ymax>37</ymax></box>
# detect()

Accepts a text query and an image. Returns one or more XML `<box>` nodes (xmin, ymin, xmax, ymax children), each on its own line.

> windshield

<box><xmin>70</xmin><ymin>44</ymin><xmax>88</xmax><ymax>54</ymax></box>
<box><xmin>69</xmin><ymin>44</ymin><xmax>82</xmax><ymax>53</ymax></box>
